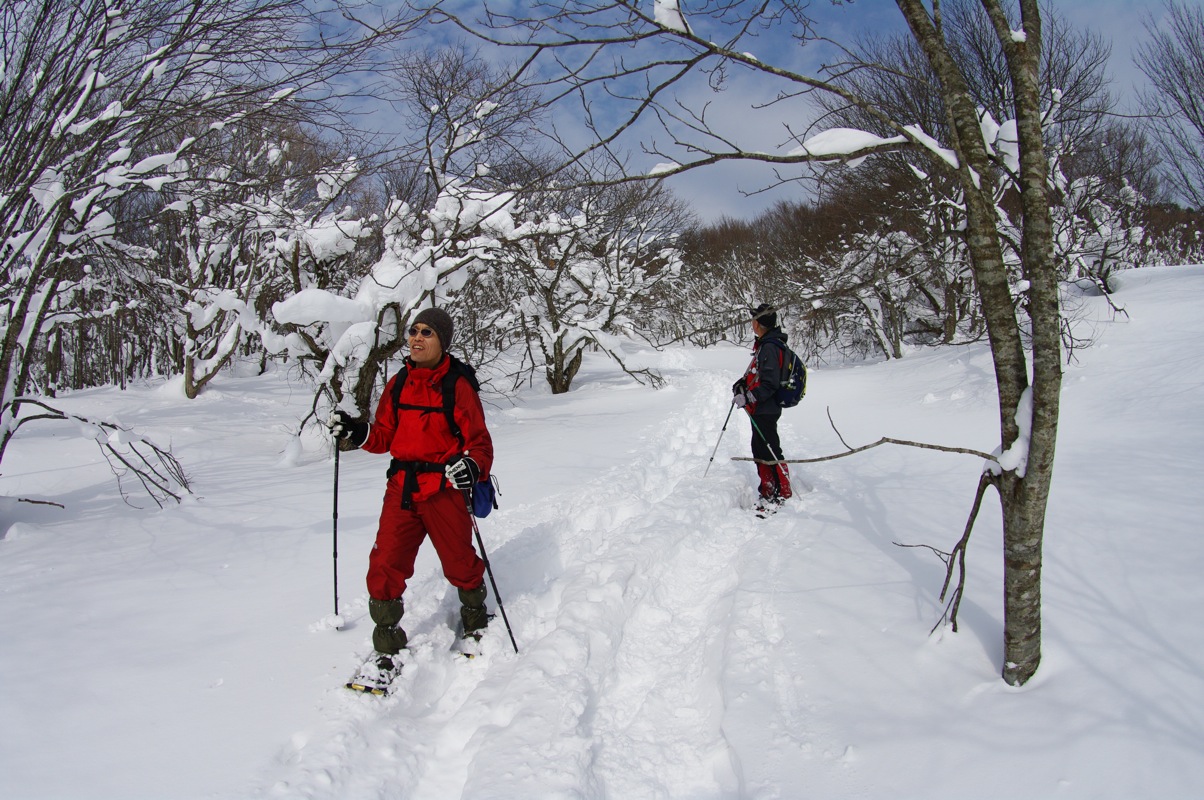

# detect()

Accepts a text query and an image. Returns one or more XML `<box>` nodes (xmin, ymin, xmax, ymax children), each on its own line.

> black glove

<box><xmin>732</xmin><ymin>378</ymin><xmax>752</xmax><ymax>408</ymax></box>
<box><xmin>327</xmin><ymin>409</ymin><xmax>369</xmax><ymax>447</ymax></box>
<box><xmin>444</xmin><ymin>455</ymin><xmax>480</xmax><ymax>491</ymax></box>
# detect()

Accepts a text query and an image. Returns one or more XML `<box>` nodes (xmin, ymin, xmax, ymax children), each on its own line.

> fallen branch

<box><xmin>729</xmin><ymin>435</ymin><xmax>996</xmax><ymax>463</ymax></box>
<box><xmin>730</xmin><ymin>436</ymin><xmax>996</xmax><ymax>464</ymax></box>
<box><xmin>16</xmin><ymin>497</ymin><xmax>67</xmax><ymax>509</ymax></box>
<box><xmin>730</xmin><ymin>406</ymin><xmax>998</xmax><ymax>464</ymax></box>
<box><xmin>9</xmin><ymin>398</ymin><xmax>192</xmax><ymax>509</ymax></box>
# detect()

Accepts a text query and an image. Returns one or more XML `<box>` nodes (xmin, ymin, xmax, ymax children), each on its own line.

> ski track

<box><xmin>252</xmin><ymin>360</ymin><xmax>819</xmax><ymax>799</ymax></box>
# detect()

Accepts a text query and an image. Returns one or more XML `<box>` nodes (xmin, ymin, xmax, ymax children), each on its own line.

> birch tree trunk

<box><xmin>897</xmin><ymin>0</ymin><xmax>1058</xmax><ymax>685</ymax></box>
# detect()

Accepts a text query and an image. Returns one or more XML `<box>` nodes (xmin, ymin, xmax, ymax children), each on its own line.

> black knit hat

<box><xmin>413</xmin><ymin>307</ymin><xmax>454</xmax><ymax>348</ymax></box>
<box><xmin>749</xmin><ymin>303</ymin><xmax>777</xmax><ymax>328</ymax></box>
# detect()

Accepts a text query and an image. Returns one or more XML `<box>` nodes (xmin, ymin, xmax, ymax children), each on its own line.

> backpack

<box><xmin>389</xmin><ymin>354</ymin><xmax>500</xmax><ymax>517</ymax></box>
<box><xmin>763</xmin><ymin>339</ymin><xmax>807</xmax><ymax>408</ymax></box>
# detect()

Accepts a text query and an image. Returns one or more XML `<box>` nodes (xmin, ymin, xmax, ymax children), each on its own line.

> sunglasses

<box><xmin>407</xmin><ymin>326</ymin><xmax>436</xmax><ymax>339</ymax></box>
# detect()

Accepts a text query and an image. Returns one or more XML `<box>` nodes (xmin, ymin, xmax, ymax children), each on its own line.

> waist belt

<box><xmin>387</xmin><ymin>458</ymin><xmax>446</xmax><ymax>509</ymax></box>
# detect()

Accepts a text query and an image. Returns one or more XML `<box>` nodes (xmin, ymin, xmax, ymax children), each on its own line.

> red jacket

<box><xmin>361</xmin><ymin>355</ymin><xmax>494</xmax><ymax>503</ymax></box>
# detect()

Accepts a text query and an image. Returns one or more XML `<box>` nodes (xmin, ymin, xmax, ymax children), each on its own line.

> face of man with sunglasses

<box><xmin>407</xmin><ymin>323</ymin><xmax>444</xmax><ymax>369</ymax></box>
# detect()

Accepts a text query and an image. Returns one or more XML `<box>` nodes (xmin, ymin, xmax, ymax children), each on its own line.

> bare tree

<box><xmin>0</xmin><ymin>0</ymin><xmax>417</xmax><ymax>479</ymax></box>
<box><xmin>430</xmin><ymin>0</ymin><xmax>1068</xmax><ymax>685</ymax></box>
<box><xmin>1137</xmin><ymin>0</ymin><xmax>1204</xmax><ymax>208</ymax></box>
<box><xmin>809</xmin><ymin>1</ymin><xmax>1117</xmax><ymax>349</ymax></box>
<box><xmin>356</xmin><ymin>46</ymin><xmax>549</xmax><ymax>412</ymax></box>
<box><xmin>488</xmin><ymin>174</ymin><xmax>688</xmax><ymax>393</ymax></box>
<box><xmin>260</xmin><ymin>46</ymin><xmax>553</xmax><ymax>428</ymax></box>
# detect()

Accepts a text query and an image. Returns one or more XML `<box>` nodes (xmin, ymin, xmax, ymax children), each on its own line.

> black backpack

<box><xmin>763</xmin><ymin>339</ymin><xmax>807</xmax><ymax>408</ymax></box>
<box><xmin>389</xmin><ymin>355</ymin><xmax>499</xmax><ymax>517</ymax></box>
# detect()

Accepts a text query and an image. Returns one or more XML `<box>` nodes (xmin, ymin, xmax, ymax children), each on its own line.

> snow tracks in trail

<box><xmin>256</xmin><ymin>364</ymin><xmax>814</xmax><ymax>799</ymax></box>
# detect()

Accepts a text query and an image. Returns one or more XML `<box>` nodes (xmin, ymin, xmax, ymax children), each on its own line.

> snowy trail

<box><xmin>253</xmin><ymin>356</ymin><xmax>801</xmax><ymax>799</ymax></box>
<box><xmin>7</xmin><ymin>268</ymin><xmax>1204</xmax><ymax>800</ymax></box>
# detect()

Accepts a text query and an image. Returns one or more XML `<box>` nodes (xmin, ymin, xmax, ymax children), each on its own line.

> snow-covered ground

<box><xmin>3</xmin><ymin>265</ymin><xmax>1204</xmax><ymax>799</ymax></box>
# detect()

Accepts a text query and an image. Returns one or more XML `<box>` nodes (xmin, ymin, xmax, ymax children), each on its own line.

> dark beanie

<box><xmin>749</xmin><ymin>303</ymin><xmax>777</xmax><ymax>329</ymax></box>
<box><xmin>413</xmin><ymin>307</ymin><xmax>454</xmax><ymax>348</ymax></box>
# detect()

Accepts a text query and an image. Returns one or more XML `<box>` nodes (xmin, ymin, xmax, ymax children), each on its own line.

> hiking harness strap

<box><xmin>387</xmin><ymin>458</ymin><xmax>447</xmax><ymax>509</ymax></box>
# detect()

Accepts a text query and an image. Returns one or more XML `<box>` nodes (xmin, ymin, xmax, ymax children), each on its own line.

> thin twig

<box><xmin>16</xmin><ymin>497</ymin><xmax>66</xmax><ymax>509</ymax></box>
<box><xmin>896</xmin><ymin>471</ymin><xmax>995</xmax><ymax>633</ymax></box>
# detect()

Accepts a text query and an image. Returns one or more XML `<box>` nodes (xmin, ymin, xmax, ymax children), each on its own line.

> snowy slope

<box><xmin>2</xmin><ymin>265</ymin><xmax>1204</xmax><ymax>799</ymax></box>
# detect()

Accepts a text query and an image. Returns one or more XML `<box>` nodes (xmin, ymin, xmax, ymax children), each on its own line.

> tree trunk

<box><xmin>994</xmin><ymin>0</ymin><xmax>1061</xmax><ymax>686</ymax></box>
<box><xmin>998</xmin><ymin>472</ymin><xmax>1045</xmax><ymax>684</ymax></box>
<box><xmin>547</xmin><ymin>336</ymin><xmax>583</xmax><ymax>394</ymax></box>
<box><xmin>897</xmin><ymin>0</ymin><xmax>1058</xmax><ymax>685</ymax></box>
<box><xmin>46</xmin><ymin>329</ymin><xmax>62</xmax><ymax>398</ymax></box>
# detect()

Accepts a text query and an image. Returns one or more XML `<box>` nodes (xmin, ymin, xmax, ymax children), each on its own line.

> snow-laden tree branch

<box><xmin>483</xmin><ymin>175</ymin><xmax>688</xmax><ymax>393</ymax></box>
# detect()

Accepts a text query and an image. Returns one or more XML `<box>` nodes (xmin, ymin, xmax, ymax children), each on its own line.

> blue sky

<box><xmin>658</xmin><ymin>0</ymin><xmax>1185</xmax><ymax>220</ymax></box>
<box><xmin>357</xmin><ymin>1</ymin><xmax>1197</xmax><ymax>221</ymax></box>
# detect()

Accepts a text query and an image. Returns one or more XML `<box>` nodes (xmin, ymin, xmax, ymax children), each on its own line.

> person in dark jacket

<box><xmin>732</xmin><ymin>303</ymin><xmax>793</xmax><ymax>508</ymax></box>
<box><xmin>328</xmin><ymin>307</ymin><xmax>493</xmax><ymax>675</ymax></box>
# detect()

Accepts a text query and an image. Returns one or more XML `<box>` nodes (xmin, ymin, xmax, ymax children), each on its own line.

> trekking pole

<box><xmin>746</xmin><ymin>412</ymin><xmax>771</xmax><ymax>452</ymax></box>
<box><xmin>704</xmin><ymin>400</ymin><xmax>737</xmax><ymax>477</ymax></box>
<box><xmin>332</xmin><ymin>444</ymin><xmax>341</xmax><ymax>621</ymax></box>
<box><xmin>746</xmin><ymin>411</ymin><xmax>785</xmax><ymax>463</ymax></box>
<box><xmin>464</xmin><ymin>492</ymin><xmax>519</xmax><ymax>654</ymax></box>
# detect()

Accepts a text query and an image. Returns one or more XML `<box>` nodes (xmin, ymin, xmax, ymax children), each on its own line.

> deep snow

<box><xmin>3</xmin><ymin>265</ymin><xmax>1204</xmax><ymax>799</ymax></box>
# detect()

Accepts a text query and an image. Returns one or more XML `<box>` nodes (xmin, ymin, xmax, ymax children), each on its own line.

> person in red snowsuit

<box><xmin>329</xmin><ymin>308</ymin><xmax>493</xmax><ymax>668</ymax></box>
<box><xmin>732</xmin><ymin>303</ymin><xmax>793</xmax><ymax>508</ymax></box>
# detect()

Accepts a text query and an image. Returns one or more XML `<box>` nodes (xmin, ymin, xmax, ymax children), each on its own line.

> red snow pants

<box><xmin>366</xmin><ymin>480</ymin><xmax>485</xmax><ymax>601</ymax></box>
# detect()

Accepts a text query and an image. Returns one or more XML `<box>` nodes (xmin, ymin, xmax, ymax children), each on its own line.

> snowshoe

<box><xmin>453</xmin><ymin>614</ymin><xmax>495</xmax><ymax>659</ymax></box>
<box><xmin>755</xmin><ymin>497</ymin><xmax>784</xmax><ymax>518</ymax></box>
<box><xmin>345</xmin><ymin>651</ymin><xmax>403</xmax><ymax>695</ymax></box>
